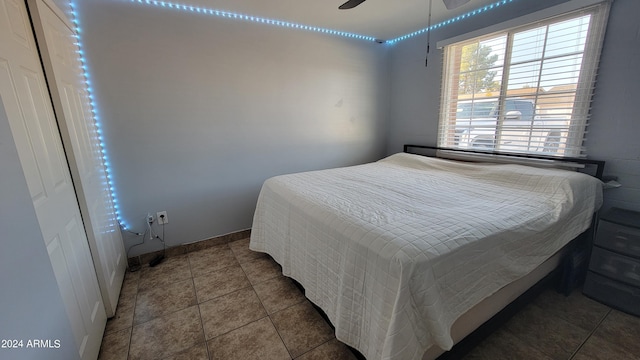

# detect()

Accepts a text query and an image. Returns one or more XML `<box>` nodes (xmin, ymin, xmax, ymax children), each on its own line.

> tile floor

<box><xmin>98</xmin><ymin>238</ymin><xmax>640</xmax><ymax>360</ymax></box>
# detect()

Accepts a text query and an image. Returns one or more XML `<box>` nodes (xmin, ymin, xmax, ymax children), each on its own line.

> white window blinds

<box><xmin>438</xmin><ymin>2</ymin><xmax>610</xmax><ymax>157</ymax></box>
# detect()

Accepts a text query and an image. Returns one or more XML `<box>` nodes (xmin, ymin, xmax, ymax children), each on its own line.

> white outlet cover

<box><xmin>157</xmin><ymin>211</ymin><xmax>168</xmax><ymax>224</ymax></box>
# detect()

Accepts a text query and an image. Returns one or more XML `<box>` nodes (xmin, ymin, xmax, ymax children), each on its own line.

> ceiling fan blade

<box><xmin>339</xmin><ymin>0</ymin><xmax>367</xmax><ymax>10</ymax></box>
<box><xmin>442</xmin><ymin>0</ymin><xmax>471</xmax><ymax>10</ymax></box>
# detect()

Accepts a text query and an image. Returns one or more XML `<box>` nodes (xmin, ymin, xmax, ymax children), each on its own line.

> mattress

<box><xmin>250</xmin><ymin>153</ymin><xmax>603</xmax><ymax>360</ymax></box>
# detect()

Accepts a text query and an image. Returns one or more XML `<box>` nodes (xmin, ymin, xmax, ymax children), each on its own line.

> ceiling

<box><xmin>181</xmin><ymin>0</ymin><xmax>506</xmax><ymax>40</ymax></box>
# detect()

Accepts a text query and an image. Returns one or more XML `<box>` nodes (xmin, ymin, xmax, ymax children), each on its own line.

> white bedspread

<box><xmin>250</xmin><ymin>153</ymin><xmax>603</xmax><ymax>360</ymax></box>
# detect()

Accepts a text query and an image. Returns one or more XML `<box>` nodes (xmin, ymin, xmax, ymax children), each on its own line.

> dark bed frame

<box><xmin>298</xmin><ymin>145</ymin><xmax>606</xmax><ymax>360</ymax></box>
<box><xmin>403</xmin><ymin>144</ymin><xmax>605</xmax><ymax>180</ymax></box>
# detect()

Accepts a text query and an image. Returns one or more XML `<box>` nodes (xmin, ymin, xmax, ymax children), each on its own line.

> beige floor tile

<box><xmin>104</xmin><ymin>269</ymin><xmax>141</xmax><ymax>334</ymax></box>
<box><xmin>97</xmin><ymin>327</ymin><xmax>131</xmax><ymax>360</ymax></box>
<box><xmin>533</xmin><ymin>289</ymin><xmax>610</xmax><ymax>331</ymax></box>
<box><xmin>229</xmin><ymin>238</ymin><xmax>266</xmax><ymax>264</ymax></box>
<box><xmin>106</xmin><ymin>239</ymin><xmax>631</xmax><ymax>360</ymax></box>
<box><xmin>504</xmin><ymin>303</ymin><xmax>590</xmax><ymax>359</ymax></box>
<box><xmin>193</xmin><ymin>264</ymin><xmax>251</xmax><ymax>303</ymax></box>
<box><xmin>104</xmin><ymin>302</ymin><xmax>135</xmax><ymax>334</ymax></box>
<box><xmin>270</xmin><ymin>301</ymin><xmax>335</xmax><ymax>358</ymax></box>
<box><xmin>240</xmin><ymin>256</ymin><xmax>282</xmax><ymax>285</ymax></box>
<box><xmin>207</xmin><ymin>317</ymin><xmax>291</xmax><ymax>360</ymax></box>
<box><xmin>253</xmin><ymin>276</ymin><xmax>305</xmax><ymax>314</ymax></box>
<box><xmin>128</xmin><ymin>305</ymin><xmax>204</xmax><ymax>360</ymax></box>
<box><xmin>573</xmin><ymin>333</ymin><xmax>638</xmax><ymax>360</ymax></box>
<box><xmin>199</xmin><ymin>287</ymin><xmax>267</xmax><ymax>340</ymax></box>
<box><xmin>188</xmin><ymin>244</ymin><xmax>239</xmax><ymax>278</ymax></box>
<box><xmin>592</xmin><ymin>309</ymin><xmax>640</xmax><ymax>355</ymax></box>
<box><xmin>163</xmin><ymin>342</ymin><xmax>209</xmax><ymax>360</ymax></box>
<box><xmin>119</xmin><ymin>270</ymin><xmax>140</xmax><ymax>304</ymax></box>
<box><xmin>295</xmin><ymin>338</ymin><xmax>357</xmax><ymax>360</ymax></box>
<box><xmin>134</xmin><ymin>278</ymin><xmax>196</xmax><ymax>325</ymax></box>
<box><xmin>116</xmin><ymin>285</ymin><xmax>137</xmax><ymax>313</ymax></box>
<box><xmin>463</xmin><ymin>328</ymin><xmax>553</xmax><ymax>360</ymax></box>
<box><xmin>138</xmin><ymin>255</ymin><xmax>192</xmax><ymax>292</ymax></box>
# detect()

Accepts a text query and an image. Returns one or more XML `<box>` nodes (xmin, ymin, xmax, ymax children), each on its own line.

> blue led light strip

<box><xmin>67</xmin><ymin>0</ymin><xmax>519</xmax><ymax>231</ymax></box>
<box><xmin>129</xmin><ymin>0</ymin><xmax>519</xmax><ymax>44</ymax></box>
<box><xmin>129</xmin><ymin>0</ymin><xmax>377</xmax><ymax>42</ymax></box>
<box><xmin>387</xmin><ymin>0</ymin><xmax>517</xmax><ymax>44</ymax></box>
<box><xmin>70</xmin><ymin>1</ymin><xmax>127</xmax><ymax>230</ymax></box>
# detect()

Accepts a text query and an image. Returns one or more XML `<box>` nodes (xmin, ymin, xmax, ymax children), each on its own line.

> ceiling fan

<box><xmin>339</xmin><ymin>0</ymin><xmax>471</xmax><ymax>10</ymax></box>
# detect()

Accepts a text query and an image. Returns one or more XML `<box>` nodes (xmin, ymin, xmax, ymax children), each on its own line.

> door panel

<box><xmin>0</xmin><ymin>1</ymin><xmax>106</xmax><ymax>359</ymax></box>
<box><xmin>0</xmin><ymin>62</ymin><xmax>47</xmax><ymax>204</ymax></box>
<box><xmin>62</xmin><ymin>84</ymin><xmax>89</xmax><ymax>173</ymax></box>
<box><xmin>19</xmin><ymin>68</ymin><xmax>69</xmax><ymax>191</ymax></box>
<box><xmin>4</xmin><ymin>0</ymin><xmax>31</xmax><ymax>48</ymax></box>
<box><xmin>30</xmin><ymin>0</ymin><xmax>126</xmax><ymax>317</ymax></box>
<box><xmin>47</xmin><ymin>237</ymin><xmax>88</xmax><ymax>354</ymax></box>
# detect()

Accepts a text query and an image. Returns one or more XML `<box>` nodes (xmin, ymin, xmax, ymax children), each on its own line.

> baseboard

<box><xmin>127</xmin><ymin>228</ymin><xmax>251</xmax><ymax>268</ymax></box>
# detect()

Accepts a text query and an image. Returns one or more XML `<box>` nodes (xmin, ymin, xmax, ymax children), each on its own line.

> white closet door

<box><xmin>0</xmin><ymin>1</ymin><xmax>105</xmax><ymax>359</ymax></box>
<box><xmin>29</xmin><ymin>0</ymin><xmax>126</xmax><ymax>317</ymax></box>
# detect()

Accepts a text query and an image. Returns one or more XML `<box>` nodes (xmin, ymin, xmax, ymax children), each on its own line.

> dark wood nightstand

<box><xmin>583</xmin><ymin>207</ymin><xmax>640</xmax><ymax>316</ymax></box>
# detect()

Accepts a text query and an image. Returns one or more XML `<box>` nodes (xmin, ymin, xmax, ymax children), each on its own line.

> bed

<box><xmin>249</xmin><ymin>145</ymin><xmax>604</xmax><ymax>360</ymax></box>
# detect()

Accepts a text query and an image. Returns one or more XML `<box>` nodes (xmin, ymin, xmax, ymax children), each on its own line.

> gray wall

<box><xmin>587</xmin><ymin>0</ymin><xmax>640</xmax><ymax>211</ymax></box>
<box><xmin>76</xmin><ymin>0</ymin><xmax>390</xmax><ymax>255</ymax></box>
<box><xmin>0</xmin><ymin>99</ymin><xmax>79</xmax><ymax>360</ymax></box>
<box><xmin>78</xmin><ymin>0</ymin><xmax>639</xmax><ymax>257</ymax></box>
<box><xmin>387</xmin><ymin>0</ymin><xmax>640</xmax><ymax>212</ymax></box>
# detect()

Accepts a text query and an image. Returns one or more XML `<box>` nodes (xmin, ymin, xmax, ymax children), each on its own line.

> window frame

<box><xmin>437</xmin><ymin>1</ymin><xmax>611</xmax><ymax>158</ymax></box>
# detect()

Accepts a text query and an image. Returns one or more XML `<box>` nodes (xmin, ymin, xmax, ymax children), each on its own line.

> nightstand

<box><xmin>583</xmin><ymin>207</ymin><xmax>640</xmax><ymax>316</ymax></box>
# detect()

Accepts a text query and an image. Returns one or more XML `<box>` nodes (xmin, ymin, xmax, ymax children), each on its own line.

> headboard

<box><xmin>403</xmin><ymin>144</ymin><xmax>606</xmax><ymax>180</ymax></box>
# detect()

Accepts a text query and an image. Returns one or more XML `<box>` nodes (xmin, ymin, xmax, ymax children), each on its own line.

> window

<box><xmin>438</xmin><ymin>3</ymin><xmax>610</xmax><ymax>157</ymax></box>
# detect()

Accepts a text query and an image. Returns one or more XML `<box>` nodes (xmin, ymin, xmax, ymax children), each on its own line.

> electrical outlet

<box><xmin>147</xmin><ymin>213</ymin><xmax>154</xmax><ymax>223</ymax></box>
<box><xmin>157</xmin><ymin>211</ymin><xmax>168</xmax><ymax>224</ymax></box>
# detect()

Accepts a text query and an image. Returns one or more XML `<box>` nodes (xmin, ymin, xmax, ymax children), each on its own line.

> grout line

<box><xmin>568</xmin><ymin>307</ymin><xmax>612</xmax><ymax>359</ymax></box>
<box><xmin>105</xmin><ymin>242</ymin><xmax>291</xmax><ymax>359</ymax></box>
<box><xmin>195</xmin><ymin>293</ymin><xmax>211</xmax><ymax>359</ymax></box>
<box><xmin>186</xmin><ymin>250</ymin><xmax>213</xmax><ymax>360</ymax></box>
<box><xmin>197</xmin><ymin>246</ymin><xmax>270</xmax><ymax>344</ymax></box>
<box><xmin>237</xmin><ymin>246</ymin><xmax>295</xmax><ymax>359</ymax></box>
<box><xmin>203</xmin><ymin>315</ymin><xmax>271</xmax><ymax>343</ymax></box>
<box><xmin>197</xmin><ymin>283</ymin><xmax>254</xmax><ymax>305</ymax></box>
<box><xmin>246</xmin><ymin>272</ymin><xmax>270</xmax><ymax>316</ymax></box>
<box><xmin>293</xmin><ymin>338</ymin><xmax>335</xmax><ymax>359</ymax></box>
<box><xmin>268</xmin><ymin>315</ymin><xmax>295</xmax><ymax>359</ymax></box>
<box><xmin>126</xmin><ymin>270</ymin><xmax>139</xmax><ymax>360</ymax></box>
<box><xmin>131</xmin><ymin>278</ymin><xmax>197</xmax><ymax>326</ymax></box>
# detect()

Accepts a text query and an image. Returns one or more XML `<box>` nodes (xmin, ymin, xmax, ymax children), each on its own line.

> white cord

<box><xmin>147</xmin><ymin>218</ymin><xmax>153</xmax><ymax>240</ymax></box>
